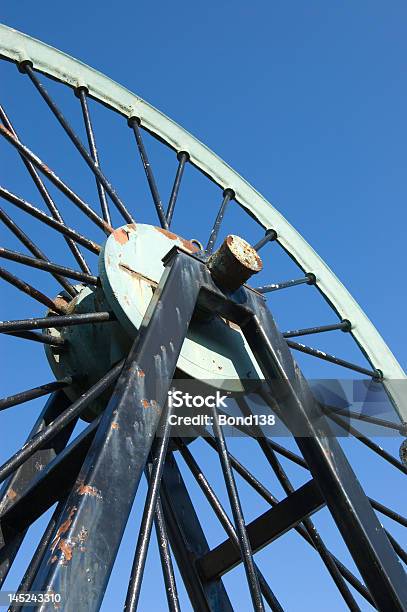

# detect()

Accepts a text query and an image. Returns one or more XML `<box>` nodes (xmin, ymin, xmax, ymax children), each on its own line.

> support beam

<box><xmin>28</xmin><ymin>249</ymin><xmax>202</xmax><ymax>611</ymax></box>
<box><xmin>198</xmin><ymin>479</ymin><xmax>324</xmax><ymax>581</ymax></box>
<box><xmin>160</xmin><ymin>453</ymin><xmax>233</xmax><ymax>612</ymax></box>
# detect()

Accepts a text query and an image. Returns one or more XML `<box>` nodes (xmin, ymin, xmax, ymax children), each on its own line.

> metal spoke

<box><xmin>0</xmin><ymin>247</ymin><xmax>98</xmax><ymax>285</ymax></box>
<box><xmin>4</xmin><ymin>330</ymin><xmax>65</xmax><ymax>346</ymax></box>
<box><xmin>21</xmin><ymin>64</ymin><xmax>134</xmax><ymax>224</ymax></box>
<box><xmin>0</xmin><ymin>378</ymin><xmax>72</xmax><ymax>411</ymax></box>
<box><xmin>386</xmin><ymin>532</ymin><xmax>407</xmax><ymax>565</ymax></box>
<box><xmin>9</xmin><ymin>500</ymin><xmax>67</xmax><ymax>610</ymax></box>
<box><xmin>0</xmin><ymin>207</ymin><xmax>77</xmax><ymax>297</ymax></box>
<box><xmin>210</xmin><ymin>404</ymin><xmax>265</xmax><ymax>612</ymax></box>
<box><xmin>0</xmin><ymin>186</ymin><xmax>100</xmax><ymax>254</ymax></box>
<box><xmin>253</xmin><ymin>229</ymin><xmax>277</xmax><ymax>252</ymax></box>
<box><xmin>153</xmin><ymin>493</ymin><xmax>180</xmax><ymax>612</ymax></box>
<box><xmin>0</xmin><ymin>311</ymin><xmax>114</xmax><ymax>333</ymax></box>
<box><xmin>205</xmin><ymin>188</ymin><xmax>234</xmax><ymax>255</ymax></box>
<box><xmin>0</xmin><ymin>123</ymin><xmax>112</xmax><ymax>233</ymax></box>
<box><xmin>166</xmin><ymin>151</ymin><xmax>188</xmax><ymax>227</ymax></box>
<box><xmin>255</xmin><ymin>273</ymin><xmax>315</xmax><ymax>293</ymax></box>
<box><xmin>324</xmin><ymin>404</ymin><xmax>405</xmax><ymax>434</ymax></box>
<box><xmin>0</xmin><ymin>266</ymin><xmax>67</xmax><ymax>314</ymax></box>
<box><xmin>283</xmin><ymin>320</ymin><xmax>351</xmax><ymax>338</ymax></box>
<box><xmin>370</xmin><ymin>499</ymin><xmax>407</xmax><ymax>529</ymax></box>
<box><xmin>0</xmin><ymin>360</ymin><xmax>123</xmax><ymax>485</ymax></box>
<box><xmin>323</xmin><ymin>408</ymin><xmax>407</xmax><ymax>475</ymax></box>
<box><xmin>124</xmin><ymin>402</ymin><xmax>175</xmax><ymax>612</ymax></box>
<box><xmin>226</xmin><ymin>407</ymin><xmax>407</xmax><ymax>530</ymax></box>
<box><xmin>0</xmin><ymin>104</ymin><xmax>92</xmax><ymax>273</ymax></box>
<box><xmin>199</xmin><ymin>430</ymin><xmax>375</xmax><ymax>607</ymax></box>
<box><xmin>177</xmin><ymin>440</ymin><xmax>283</xmax><ymax>612</ymax></box>
<box><xmin>76</xmin><ymin>87</ymin><xmax>112</xmax><ymax>227</ymax></box>
<box><xmin>287</xmin><ymin>340</ymin><xmax>382</xmax><ymax>378</ymax></box>
<box><xmin>128</xmin><ymin>117</ymin><xmax>168</xmax><ymax>229</ymax></box>
<box><xmin>238</xmin><ymin>399</ymin><xmax>360</xmax><ymax>611</ymax></box>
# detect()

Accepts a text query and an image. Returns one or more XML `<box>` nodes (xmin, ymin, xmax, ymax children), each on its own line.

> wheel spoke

<box><xmin>287</xmin><ymin>339</ymin><xmax>382</xmax><ymax>378</ymax></box>
<box><xmin>0</xmin><ymin>124</ymin><xmax>112</xmax><ymax>233</ymax></box>
<box><xmin>324</xmin><ymin>404</ymin><xmax>405</xmax><ymax>434</ymax></box>
<box><xmin>0</xmin><ymin>187</ymin><xmax>100</xmax><ymax>255</ymax></box>
<box><xmin>205</xmin><ymin>189</ymin><xmax>234</xmax><ymax>255</ymax></box>
<box><xmin>0</xmin><ymin>104</ymin><xmax>92</xmax><ymax>273</ymax></box>
<box><xmin>0</xmin><ymin>207</ymin><xmax>77</xmax><ymax>297</ymax></box>
<box><xmin>152</xmin><ymin>492</ymin><xmax>180</xmax><ymax>612</ymax></box>
<box><xmin>128</xmin><ymin>117</ymin><xmax>168</xmax><ymax>229</ymax></box>
<box><xmin>177</xmin><ymin>440</ymin><xmax>283</xmax><ymax>611</ymax></box>
<box><xmin>323</xmin><ymin>407</ymin><xmax>407</xmax><ymax>474</ymax></box>
<box><xmin>0</xmin><ymin>311</ymin><xmax>114</xmax><ymax>333</ymax></box>
<box><xmin>210</xmin><ymin>405</ymin><xmax>265</xmax><ymax>612</ymax></box>
<box><xmin>9</xmin><ymin>500</ymin><xmax>67</xmax><ymax>607</ymax></box>
<box><xmin>200</xmin><ymin>430</ymin><xmax>375</xmax><ymax>607</ymax></box>
<box><xmin>4</xmin><ymin>330</ymin><xmax>65</xmax><ymax>346</ymax></box>
<box><xmin>238</xmin><ymin>399</ymin><xmax>360</xmax><ymax>611</ymax></box>
<box><xmin>283</xmin><ymin>320</ymin><xmax>351</xmax><ymax>338</ymax></box>
<box><xmin>76</xmin><ymin>87</ymin><xmax>112</xmax><ymax>227</ymax></box>
<box><xmin>21</xmin><ymin>64</ymin><xmax>134</xmax><ymax>224</ymax></box>
<box><xmin>124</xmin><ymin>405</ymin><xmax>174</xmax><ymax>612</ymax></box>
<box><xmin>0</xmin><ymin>247</ymin><xmax>98</xmax><ymax>285</ymax></box>
<box><xmin>166</xmin><ymin>152</ymin><xmax>188</xmax><ymax>227</ymax></box>
<box><xmin>253</xmin><ymin>229</ymin><xmax>277</xmax><ymax>251</ymax></box>
<box><xmin>0</xmin><ymin>377</ymin><xmax>72</xmax><ymax>411</ymax></box>
<box><xmin>0</xmin><ymin>361</ymin><xmax>123</xmax><ymax>485</ymax></box>
<box><xmin>255</xmin><ymin>273</ymin><xmax>315</xmax><ymax>293</ymax></box>
<box><xmin>0</xmin><ymin>266</ymin><xmax>67</xmax><ymax>314</ymax></box>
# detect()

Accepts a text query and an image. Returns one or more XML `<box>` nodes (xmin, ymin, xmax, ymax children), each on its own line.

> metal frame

<box><xmin>2</xmin><ymin>247</ymin><xmax>404</xmax><ymax>610</ymax></box>
<box><xmin>0</xmin><ymin>23</ymin><xmax>405</xmax><ymax>422</ymax></box>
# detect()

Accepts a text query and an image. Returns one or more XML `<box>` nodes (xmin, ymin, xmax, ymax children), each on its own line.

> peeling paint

<box><xmin>113</xmin><ymin>227</ymin><xmax>130</xmax><ymax>244</ymax></box>
<box><xmin>7</xmin><ymin>488</ymin><xmax>17</xmax><ymax>501</ymax></box>
<box><xmin>77</xmin><ymin>483</ymin><xmax>102</xmax><ymax>499</ymax></box>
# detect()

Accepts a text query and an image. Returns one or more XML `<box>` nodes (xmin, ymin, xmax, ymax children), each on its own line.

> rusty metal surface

<box><xmin>208</xmin><ymin>235</ymin><xmax>263</xmax><ymax>292</ymax></box>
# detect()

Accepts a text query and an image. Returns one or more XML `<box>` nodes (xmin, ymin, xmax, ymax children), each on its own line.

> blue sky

<box><xmin>0</xmin><ymin>2</ymin><xmax>406</xmax><ymax>610</ymax></box>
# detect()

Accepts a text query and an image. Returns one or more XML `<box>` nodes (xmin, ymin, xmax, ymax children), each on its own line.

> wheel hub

<box><xmin>45</xmin><ymin>223</ymin><xmax>262</xmax><ymax>420</ymax></box>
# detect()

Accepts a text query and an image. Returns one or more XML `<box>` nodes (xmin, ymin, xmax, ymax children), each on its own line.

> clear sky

<box><xmin>0</xmin><ymin>2</ymin><xmax>406</xmax><ymax>611</ymax></box>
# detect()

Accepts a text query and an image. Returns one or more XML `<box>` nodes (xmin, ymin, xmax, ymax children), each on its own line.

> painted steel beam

<box><xmin>198</xmin><ymin>478</ymin><xmax>325</xmax><ymax>581</ymax></box>
<box><xmin>26</xmin><ymin>250</ymin><xmax>202</xmax><ymax>612</ymax></box>
<box><xmin>0</xmin><ymin>392</ymin><xmax>75</xmax><ymax>586</ymax></box>
<box><xmin>160</xmin><ymin>452</ymin><xmax>233</xmax><ymax>612</ymax></box>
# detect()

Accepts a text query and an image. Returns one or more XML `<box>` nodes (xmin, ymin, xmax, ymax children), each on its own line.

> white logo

<box><xmin>168</xmin><ymin>389</ymin><xmax>229</xmax><ymax>408</ymax></box>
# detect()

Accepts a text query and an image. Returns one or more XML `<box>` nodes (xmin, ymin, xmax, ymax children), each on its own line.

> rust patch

<box><xmin>155</xmin><ymin>227</ymin><xmax>199</xmax><ymax>253</ymax></box>
<box><xmin>53</xmin><ymin>296</ymin><xmax>70</xmax><ymax>314</ymax></box>
<box><xmin>113</xmin><ymin>227</ymin><xmax>130</xmax><ymax>244</ymax></box>
<box><xmin>77</xmin><ymin>484</ymin><xmax>102</xmax><ymax>499</ymax></box>
<box><xmin>136</xmin><ymin>368</ymin><xmax>145</xmax><ymax>377</ymax></box>
<box><xmin>111</xmin><ymin>422</ymin><xmax>119</xmax><ymax>430</ymax></box>
<box><xmin>50</xmin><ymin>506</ymin><xmax>77</xmax><ymax>557</ymax></box>
<box><xmin>141</xmin><ymin>399</ymin><xmax>150</xmax><ymax>409</ymax></box>
<box><xmin>155</xmin><ymin>227</ymin><xmax>178</xmax><ymax>241</ymax></box>
<box><xmin>7</xmin><ymin>488</ymin><xmax>17</xmax><ymax>501</ymax></box>
<box><xmin>58</xmin><ymin>539</ymin><xmax>73</xmax><ymax>563</ymax></box>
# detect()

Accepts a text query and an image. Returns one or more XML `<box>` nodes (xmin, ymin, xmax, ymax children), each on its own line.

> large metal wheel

<box><xmin>0</xmin><ymin>24</ymin><xmax>406</xmax><ymax>611</ymax></box>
